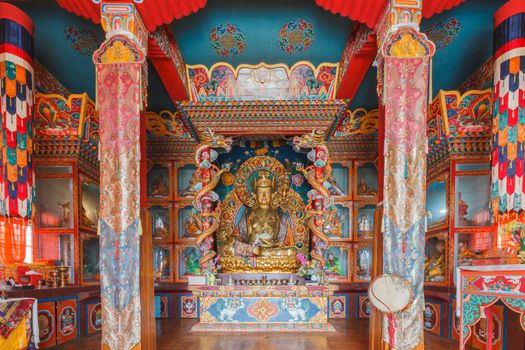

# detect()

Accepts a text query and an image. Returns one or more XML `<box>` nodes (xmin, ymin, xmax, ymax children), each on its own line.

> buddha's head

<box><xmin>254</xmin><ymin>171</ymin><xmax>274</xmax><ymax>208</ymax></box>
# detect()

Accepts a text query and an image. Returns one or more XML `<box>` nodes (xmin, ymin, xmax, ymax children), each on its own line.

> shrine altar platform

<box><xmin>189</xmin><ymin>284</ymin><xmax>337</xmax><ymax>332</ymax></box>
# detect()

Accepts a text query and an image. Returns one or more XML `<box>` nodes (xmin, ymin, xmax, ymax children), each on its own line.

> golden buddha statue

<box><xmin>217</xmin><ymin>156</ymin><xmax>308</xmax><ymax>273</ymax></box>
<box><xmin>234</xmin><ymin>171</ymin><xmax>297</xmax><ymax>258</ymax></box>
<box><xmin>425</xmin><ymin>240</ymin><xmax>445</xmax><ymax>282</ymax></box>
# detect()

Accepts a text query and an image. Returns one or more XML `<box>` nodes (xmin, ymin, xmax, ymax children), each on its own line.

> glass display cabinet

<box><xmin>37</xmin><ymin>233</ymin><xmax>75</xmax><ymax>283</ymax></box>
<box><xmin>424</xmin><ymin>233</ymin><xmax>447</xmax><ymax>285</ymax></box>
<box><xmin>176</xmin><ymin>164</ymin><xmax>197</xmax><ymax>198</ymax></box>
<box><xmin>149</xmin><ymin>205</ymin><xmax>172</xmax><ymax>242</ymax></box>
<box><xmin>331</xmin><ymin>163</ymin><xmax>350</xmax><ymax>198</ymax></box>
<box><xmin>354</xmin><ymin>243</ymin><xmax>372</xmax><ymax>282</ymax></box>
<box><xmin>356</xmin><ymin>204</ymin><xmax>376</xmax><ymax>241</ymax></box>
<box><xmin>175</xmin><ymin>204</ymin><xmax>196</xmax><ymax>242</ymax></box>
<box><xmin>323</xmin><ymin>243</ymin><xmax>352</xmax><ymax>283</ymax></box>
<box><xmin>174</xmin><ymin>244</ymin><xmax>201</xmax><ymax>282</ymax></box>
<box><xmin>36</xmin><ymin>178</ymin><xmax>75</xmax><ymax>230</ymax></box>
<box><xmin>80</xmin><ymin>233</ymin><xmax>100</xmax><ymax>285</ymax></box>
<box><xmin>79</xmin><ymin>180</ymin><xmax>99</xmax><ymax>232</ymax></box>
<box><xmin>426</xmin><ymin>177</ymin><xmax>448</xmax><ymax>230</ymax></box>
<box><xmin>355</xmin><ymin>162</ymin><xmax>378</xmax><ymax>200</ymax></box>
<box><xmin>147</xmin><ymin>163</ymin><xmax>172</xmax><ymax>200</ymax></box>
<box><xmin>153</xmin><ymin>245</ymin><xmax>173</xmax><ymax>282</ymax></box>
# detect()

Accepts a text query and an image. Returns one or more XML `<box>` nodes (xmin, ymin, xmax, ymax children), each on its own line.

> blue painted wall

<box><xmin>171</xmin><ymin>0</ymin><xmax>353</xmax><ymax>67</ymax></box>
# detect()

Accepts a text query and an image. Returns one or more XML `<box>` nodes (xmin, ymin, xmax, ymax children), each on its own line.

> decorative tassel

<box><xmin>138</xmin><ymin>218</ymin><xmax>143</xmax><ymax>236</ymax></box>
<box><xmin>97</xmin><ymin>219</ymin><xmax>101</xmax><ymax>236</ymax></box>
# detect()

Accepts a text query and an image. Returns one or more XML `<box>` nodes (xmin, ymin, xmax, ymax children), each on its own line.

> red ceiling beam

<box><xmin>336</xmin><ymin>25</ymin><xmax>377</xmax><ymax>100</ymax></box>
<box><xmin>148</xmin><ymin>25</ymin><xmax>189</xmax><ymax>101</ymax></box>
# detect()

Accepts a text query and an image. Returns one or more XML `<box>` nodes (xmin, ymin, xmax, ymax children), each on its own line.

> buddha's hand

<box><xmin>260</xmin><ymin>238</ymin><xmax>279</xmax><ymax>248</ymax></box>
<box><xmin>252</xmin><ymin>245</ymin><xmax>262</xmax><ymax>256</ymax></box>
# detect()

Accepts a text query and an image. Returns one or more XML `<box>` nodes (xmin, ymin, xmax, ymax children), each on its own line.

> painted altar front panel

<box><xmin>191</xmin><ymin>285</ymin><xmax>336</xmax><ymax>326</ymax></box>
<box><xmin>200</xmin><ymin>297</ymin><xmax>327</xmax><ymax>323</ymax></box>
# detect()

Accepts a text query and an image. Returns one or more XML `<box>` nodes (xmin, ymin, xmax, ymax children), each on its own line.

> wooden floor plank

<box><xmin>55</xmin><ymin>319</ymin><xmax>457</xmax><ymax>350</ymax></box>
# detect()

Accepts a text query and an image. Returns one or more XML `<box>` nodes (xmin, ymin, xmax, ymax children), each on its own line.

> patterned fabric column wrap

<box><xmin>381</xmin><ymin>29</ymin><xmax>435</xmax><ymax>350</ymax></box>
<box><xmin>491</xmin><ymin>1</ymin><xmax>525</xmax><ymax>229</ymax></box>
<box><xmin>94</xmin><ymin>33</ymin><xmax>146</xmax><ymax>349</ymax></box>
<box><xmin>0</xmin><ymin>3</ymin><xmax>35</xmax><ymax>263</ymax></box>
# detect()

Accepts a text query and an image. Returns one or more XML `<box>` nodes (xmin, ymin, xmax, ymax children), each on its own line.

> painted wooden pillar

<box><xmin>491</xmin><ymin>0</ymin><xmax>525</xmax><ymax>255</ymax></box>
<box><xmin>375</xmin><ymin>1</ymin><xmax>435</xmax><ymax>349</ymax></box>
<box><xmin>92</xmin><ymin>3</ymin><xmax>148</xmax><ymax>350</ymax></box>
<box><xmin>0</xmin><ymin>3</ymin><xmax>35</xmax><ymax>263</ymax></box>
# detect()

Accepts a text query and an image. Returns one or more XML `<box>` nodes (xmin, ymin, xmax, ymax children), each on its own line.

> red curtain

<box><xmin>314</xmin><ymin>0</ymin><xmax>466</xmax><ymax>28</ymax></box>
<box><xmin>56</xmin><ymin>0</ymin><xmax>207</xmax><ymax>32</ymax></box>
<box><xmin>0</xmin><ymin>217</ymin><xmax>13</xmax><ymax>264</ymax></box>
<box><xmin>0</xmin><ymin>217</ymin><xmax>27</xmax><ymax>264</ymax></box>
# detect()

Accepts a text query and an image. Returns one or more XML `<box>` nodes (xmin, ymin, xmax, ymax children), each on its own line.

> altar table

<box><xmin>0</xmin><ymin>298</ymin><xmax>39</xmax><ymax>350</ymax></box>
<box><xmin>189</xmin><ymin>284</ymin><xmax>337</xmax><ymax>332</ymax></box>
<box><xmin>457</xmin><ymin>265</ymin><xmax>525</xmax><ymax>350</ymax></box>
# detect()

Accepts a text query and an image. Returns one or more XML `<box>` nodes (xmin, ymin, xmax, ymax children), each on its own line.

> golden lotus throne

<box><xmin>217</xmin><ymin>156</ymin><xmax>309</xmax><ymax>273</ymax></box>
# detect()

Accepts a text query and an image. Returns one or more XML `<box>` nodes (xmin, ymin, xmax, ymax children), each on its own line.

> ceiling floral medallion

<box><xmin>278</xmin><ymin>19</ymin><xmax>315</xmax><ymax>54</ymax></box>
<box><xmin>209</xmin><ymin>24</ymin><xmax>246</xmax><ymax>57</ymax></box>
<box><xmin>64</xmin><ymin>25</ymin><xmax>103</xmax><ymax>56</ymax></box>
<box><xmin>424</xmin><ymin>18</ymin><xmax>461</xmax><ymax>50</ymax></box>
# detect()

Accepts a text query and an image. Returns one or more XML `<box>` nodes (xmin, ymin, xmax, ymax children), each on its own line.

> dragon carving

<box><xmin>188</xmin><ymin>129</ymin><xmax>232</xmax><ymax>272</ymax></box>
<box><xmin>293</xmin><ymin>130</ymin><xmax>338</xmax><ymax>266</ymax></box>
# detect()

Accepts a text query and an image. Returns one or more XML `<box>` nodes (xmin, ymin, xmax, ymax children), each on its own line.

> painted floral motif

<box><xmin>278</xmin><ymin>19</ymin><xmax>315</xmax><ymax>54</ymax></box>
<box><xmin>209</xmin><ymin>24</ymin><xmax>246</xmax><ymax>57</ymax></box>
<box><xmin>424</xmin><ymin>18</ymin><xmax>461</xmax><ymax>50</ymax></box>
<box><xmin>291</xmin><ymin>174</ymin><xmax>304</xmax><ymax>187</ymax></box>
<box><xmin>64</xmin><ymin>25</ymin><xmax>103</xmax><ymax>56</ymax></box>
<box><xmin>247</xmin><ymin>299</ymin><xmax>279</xmax><ymax>322</ymax></box>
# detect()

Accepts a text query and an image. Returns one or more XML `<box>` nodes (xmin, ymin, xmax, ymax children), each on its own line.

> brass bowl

<box><xmin>56</xmin><ymin>266</ymin><xmax>70</xmax><ymax>273</ymax></box>
<box><xmin>219</xmin><ymin>256</ymin><xmax>301</xmax><ymax>273</ymax></box>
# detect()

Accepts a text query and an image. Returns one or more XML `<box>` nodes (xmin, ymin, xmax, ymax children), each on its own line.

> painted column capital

<box><xmin>99</xmin><ymin>2</ymin><xmax>148</xmax><ymax>54</ymax></box>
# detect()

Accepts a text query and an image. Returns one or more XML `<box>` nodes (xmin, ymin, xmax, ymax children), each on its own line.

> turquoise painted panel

<box><xmin>202</xmin><ymin>297</ymin><xmax>326</xmax><ymax>323</ymax></box>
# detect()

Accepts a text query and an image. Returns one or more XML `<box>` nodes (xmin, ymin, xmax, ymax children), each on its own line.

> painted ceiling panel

<box><xmin>420</xmin><ymin>0</ymin><xmax>507</xmax><ymax>94</ymax></box>
<box><xmin>171</xmin><ymin>0</ymin><xmax>354</xmax><ymax>67</ymax></box>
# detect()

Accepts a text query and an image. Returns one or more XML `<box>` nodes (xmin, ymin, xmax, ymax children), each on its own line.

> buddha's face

<box><xmin>256</xmin><ymin>186</ymin><xmax>272</xmax><ymax>208</ymax></box>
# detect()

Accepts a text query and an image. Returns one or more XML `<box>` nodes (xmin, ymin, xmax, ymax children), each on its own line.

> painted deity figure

<box><xmin>234</xmin><ymin>171</ymin><xmax>297</xmax><ymax>257</ymax></box>
<box><xmin>324</xmin><ymin>252</ymin><xmax>343</xmax><ymax>276</ymax></box>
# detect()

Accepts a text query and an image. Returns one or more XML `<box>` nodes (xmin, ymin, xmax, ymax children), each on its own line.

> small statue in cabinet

<box><xmin>151</xmin><ymin>174</ymin><xmax>169</xmax><ymax>197</ymax></box>
<box><xmin>357</xmin><ymin>177</ymin><xmax>377</xmax><ymax>197</ymax></box>
<box><xmin>424</xmin><ymin>239</ymin><xmax>445</xmax><ymax>282</ymax></box>
<box><xmin>457</xmin><ymin>240</ymin><xmax>476</xmax><ymax>266</ymax></box>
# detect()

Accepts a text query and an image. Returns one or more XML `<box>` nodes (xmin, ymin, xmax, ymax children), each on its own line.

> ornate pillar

<box><xmin>491</xmin><ymin>0</ymin><xmax>525</xmax><ymax>257</ymax></box>
<box><xmin>93</xmin><ymin>3</ymin><xmax>148</xmax><ymax>350</ymax></box>
<box><xmin>376</xmin><ymin>1</ymin><xmax>435</xmax><ymax>349</ymax></box>
<box><xmin>0</xmin><ymin>3</ymin><xmax>35</xmax><ymax>263</ymax></box>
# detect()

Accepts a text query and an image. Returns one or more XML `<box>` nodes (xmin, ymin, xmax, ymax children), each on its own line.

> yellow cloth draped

<box><xmin>0</xmin><ymin>316</ymin><xmax>29</xmax><ymax>350</ymax></box>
